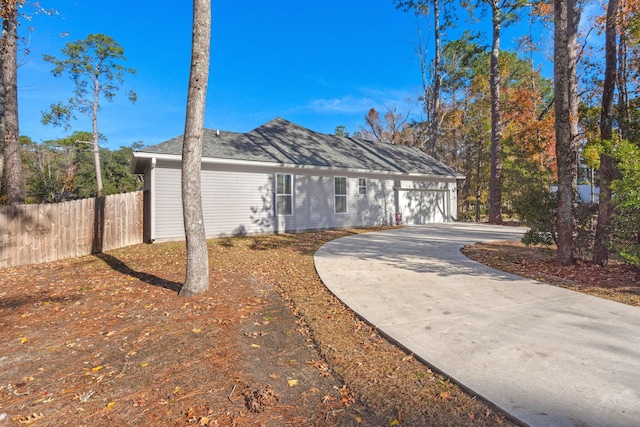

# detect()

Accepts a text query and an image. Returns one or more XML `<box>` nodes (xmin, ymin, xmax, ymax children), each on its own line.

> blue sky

<box><xmin>17</xmin><ymin>1</ymin><xmax>557</xmax><ymax>150</ymax></box>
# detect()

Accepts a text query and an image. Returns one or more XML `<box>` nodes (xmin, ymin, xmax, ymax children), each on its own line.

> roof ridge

<box><xmin>135</xmin><ymin>118</ymin><xmax>463</xmax><ymax>178</ymax></box>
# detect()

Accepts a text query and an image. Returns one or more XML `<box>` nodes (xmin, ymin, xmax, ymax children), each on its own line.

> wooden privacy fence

<box><xmin>0</xmin><ymin>191</ymin><xmax>144</xmax><ymax>269</ymax></box>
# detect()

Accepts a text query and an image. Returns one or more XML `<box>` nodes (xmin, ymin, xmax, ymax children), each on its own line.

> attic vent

<box><xmin>216</xmin><ymin>129</ymin><xmax>220</xmax><ymax>136</ymax></box>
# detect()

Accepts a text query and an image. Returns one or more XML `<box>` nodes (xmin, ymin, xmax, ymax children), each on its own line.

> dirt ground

<box><xmin>1</xmin><ymin>227</ymin><xmax>637</xmax><ymax>426</ymax></box>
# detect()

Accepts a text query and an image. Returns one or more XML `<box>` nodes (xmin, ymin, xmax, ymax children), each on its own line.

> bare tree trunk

<box><xmin>554</xmin><ymin>0</ymin><xmax>581</xmax><ymax>265</ymax></box>
<box><xmin>463</xmin><ymin>138</ymin><xmax>472</xmax><ymax>217</ymax></box>
<box><xmin>1</xmin><ymin>3</ymin><xmax>25</xmax><ymax>205</ymax></box>
<box><xmin>92</xmin><ymin>76</ymin><xmax>104</xmax><ymax>197</ymax></box>
<box><xmin>0</xmin><ymin>51</ymin><xmax>4</xmax><ymax>186</ymax></box>
<box><xmin>617</xmin><ymin>8</ymin><xmax>630</xmax><ymax>139</ymax></box>
<box><xmin>593</xmin><ymin>0</ymin><xmax>618</xmax><ymax>266</ymax></box>
<box><xmin>179</xmin><ymin>0</ymin><xmax>211</xmax><ymax>297</ymax></box>
<box><xmin>428</xmin><ymin>0</ymin><xmax>441</xmax><ymax>156</ymax></box>
<box><xmin>488</xmin><ymin>0</ymin><xmax>503</xmax><ymax>224</ymax></box>
<box><xmin>476</xmin><ymin>138</ymin><xmax>483</xmax><ymax>222</ymax></box>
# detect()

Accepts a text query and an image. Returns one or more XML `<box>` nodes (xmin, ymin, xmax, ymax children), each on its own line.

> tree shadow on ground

<box><xmin>96</xmin><ymin>253</ymin><xmax>183</xmax><ymax>293</ymax></box>
<box><xmin>248</xmin><ymin>229</ymin><xmax>364</xmax><ymax>256</ymax></box>
<box><xmin>0</xmin><ymin>293</ymin><xmax>83</xmax><ymax>310</ymax></box>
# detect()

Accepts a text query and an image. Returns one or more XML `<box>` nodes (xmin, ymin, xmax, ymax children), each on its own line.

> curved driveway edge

<box><xmin>314</xmin><ymin>223</ymin><xmax>640</xmax><ymax>427</ymax></box>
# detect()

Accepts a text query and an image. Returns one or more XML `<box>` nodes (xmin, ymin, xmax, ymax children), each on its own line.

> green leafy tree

<box><xmin>72</xmin><ymin>143</ymin><xmax>141</xmax><ymax>199</ymax></box>
<box><xmin>513</xmin><ymin>184</ymin><xmax>558</xmax><ymax>246</ymax></box>
<box><xmin>593</xmin><ymin>0</ymin><xmax>619</xmax><ymax>265</ymax></box>
<box><xmin>610</xmin><ymin>140</ymin><xmax>640</xmax><ymax>266</ymax></box>
<box><xmin>438</xmin><ymin>34</ymin><xmax>490</xmax><ymax>220</ymax></box>
<box><xmin>42</xmin><ymin>33</ymin><xmax>137</xmax><ymax>197</ymax></box>
<box><xmin>22</xmin><ymin>131</ymin><xmax>142</xmax><ymax>202</ymax></box>
<box><xmin>334</xmin><ymin>125</ymin><xmax>350</xmax><ymax>137</ymax></box>
<box><xmin>101</xmin><ymin>143</ymin><xmax>143</xmax><ymax>195</ymax></box>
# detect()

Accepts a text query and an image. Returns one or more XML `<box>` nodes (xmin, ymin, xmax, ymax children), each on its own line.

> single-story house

<box><xmin>131</xmin><ymin>118</ymin><xmax>464</xmax><ymax>242</ymax></box>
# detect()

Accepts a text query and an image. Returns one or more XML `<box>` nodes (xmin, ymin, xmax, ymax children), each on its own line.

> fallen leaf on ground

<box><xmin>15</xmin><ymin>412</ymin><xmax>43</xmax><ymax>424</ymax></box>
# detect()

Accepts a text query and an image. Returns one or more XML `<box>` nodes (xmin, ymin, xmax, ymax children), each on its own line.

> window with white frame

<box><xmin>358</xmin><ymin>178</ymin><xmax>367</xmax><ymax>195</ymax></box>
<box><xmin>334</xmin><ymin>176</ymin><xmax>347</xmax><ymax>213</ymax></box>
<box><xmin>276</xmin><ymin>173</ymin><xmax>293</xmax><ymax>215</ymax></box>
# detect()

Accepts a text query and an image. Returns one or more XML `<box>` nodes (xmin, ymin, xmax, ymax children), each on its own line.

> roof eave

<box><xmin>132</xmin><ymin>151</ymin><xmax>462</xmax><ymax>180</ymax></box>
<box><xmin>130</xmin><ymin>155</ymin><xmax>149</xmax><ymax>175</ymax></box>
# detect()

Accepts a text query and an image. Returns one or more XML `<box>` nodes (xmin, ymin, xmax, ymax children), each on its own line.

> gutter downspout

<box><xmin>393</xmin><ymin>180</ymin><xmax>401</xmax><ymax>225</ymax></box>
<box><xmin>150</xmin><ymin>157</ymin><xmax>156</xmax><ymax>242</ymax></box>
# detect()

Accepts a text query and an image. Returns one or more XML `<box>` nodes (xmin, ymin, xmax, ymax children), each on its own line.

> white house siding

<box><xmin>150</xmin><ymin>160</ymin><xmax>454</xmax><ymax>241</ymax></box>
<box><xmin>352</xmin><ymin>177</ymin><xmax>396</xmax><ymax>227</ymax></box>
<box><xmin>201</xmin><ymin>164</ymin><xmax>274</xmax><ymax>237</ymax></box>
<box><xmin>152</xmin><ymin>161</ymin><xmax>274</xmax><ymax>240</ymax></box>
<box><xmin>153</xmin><ymin>161</ymin><xmax>182</xmax><ymax>240</ymax></box>
<box><xmin>280</xmin><ymin>173</ymin><xmax>395</xmax><ymax>232</ymax></box>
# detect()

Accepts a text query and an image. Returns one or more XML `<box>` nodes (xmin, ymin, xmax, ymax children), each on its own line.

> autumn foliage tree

<box><xmin>388</xmin><ymin>0</ymin><xmax>640</xmax><ymax>266</ymax></box>
<box><xmin>362</xmin><ymin>33</ymin><xmax>556</xmax><ymax>223</ymax></box>
<box><xmin>501</xmin><ymin>52</ymin><xmax>556</xmax><ymax>184</ymax></box>
<box><xmin>460</xmin><ymin>0</ymin><xmax>528</xmax><ymax>223</ymax></box>
<box><xmin>361</xmin><ymin>106</ymin><xmax>422</xmax><ymax>145</ymax></box>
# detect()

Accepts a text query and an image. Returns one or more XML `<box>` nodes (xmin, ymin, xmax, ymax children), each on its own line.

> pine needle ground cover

<box><xmin>4</xmin><ymin>227</ymin><xmax>634</xmax><ymax>425</ymax></box>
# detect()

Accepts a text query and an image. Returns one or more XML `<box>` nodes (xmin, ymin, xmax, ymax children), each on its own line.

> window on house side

<box><xmin>358</xmin><ymin>178</ymin><xmax>367</xmax><ymax>195</ymax></box>
<box><xmin>276</xmin><ymin>174</ymin><xmax>293</xmax><ymax>215</ymax></box>
<box><xmin>334</xmin><ymin>176</ymin><xmax>347</xmax><ymax>214</ymax></box>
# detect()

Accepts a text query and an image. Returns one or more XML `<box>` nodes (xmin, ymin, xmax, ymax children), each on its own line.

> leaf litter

<box><xmin>461</xmin><ymin>240</ymin><xmax>639</xmax><ymax>306</ymax></box>
<box><xmin>0</xmin><ymin>227</ymin><xmax>533</xmax><ymax>426</ymax></box>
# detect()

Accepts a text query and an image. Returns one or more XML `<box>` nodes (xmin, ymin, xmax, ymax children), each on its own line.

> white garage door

<box><xmin>399</xmin><ymin>190</ymin><xmax>447</xmax><ymax>224</ymax></box>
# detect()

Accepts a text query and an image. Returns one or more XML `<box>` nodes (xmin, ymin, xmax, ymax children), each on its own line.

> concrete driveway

<box><xmin>314</xmin><ymin>223</ymin><xmax>640</xmax><ymax>427</ymax></box>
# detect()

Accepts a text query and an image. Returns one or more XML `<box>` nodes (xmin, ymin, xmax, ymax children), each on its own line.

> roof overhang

<box><xmin>131</xmin><ymin>151</ymin><xmax>465</xmax><ymax>180</ymax></box>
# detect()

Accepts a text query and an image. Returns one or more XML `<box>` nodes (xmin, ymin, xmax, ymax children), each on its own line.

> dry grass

<box><xmin>0</xmin><ymin>228</ymin><xmax>514</xmax><ymax>426</ymax></box>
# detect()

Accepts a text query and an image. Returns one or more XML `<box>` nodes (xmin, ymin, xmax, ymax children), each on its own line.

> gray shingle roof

<box><xmin>136</xmin><ymin>118</ymin><xmax>463</xmax><ymax>178</ymax></box>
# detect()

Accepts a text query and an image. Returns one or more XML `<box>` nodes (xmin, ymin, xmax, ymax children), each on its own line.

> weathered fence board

<box><xmin>0</xmin><ymin>191</ymin><xmax>144</xmax><ymax>269</ymax></box>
